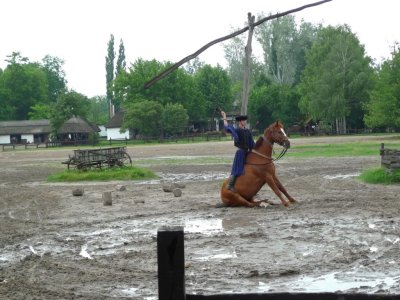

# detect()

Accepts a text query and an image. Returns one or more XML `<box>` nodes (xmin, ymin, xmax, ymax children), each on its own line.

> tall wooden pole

<box><xmin>241</xmin><ymin>13</ymin><xmax>255</xmax><ymax>116</ymax></box>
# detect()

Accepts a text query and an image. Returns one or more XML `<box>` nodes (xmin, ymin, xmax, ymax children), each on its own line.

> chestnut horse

<box><xmin>220</xmin><ymin>121</ymin><xmax>296</xmax><ymax>207</ymax></box>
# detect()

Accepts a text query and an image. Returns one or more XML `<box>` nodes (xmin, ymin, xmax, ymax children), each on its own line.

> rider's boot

<box><xmin>227</xmin><ymin>175</ymin><xmax>237</xmax><ymax>193</ymax></box>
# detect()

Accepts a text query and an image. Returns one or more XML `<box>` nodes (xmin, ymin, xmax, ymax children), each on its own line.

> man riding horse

<box><xmin>220</xmin><ymin>111</ymin><xmax>297</xmax><ymax>207</ymax></box>
<box><xmin>221</xmin><ymin>110</ymin><xmax>254</xmax><ymax>192</ymax></box>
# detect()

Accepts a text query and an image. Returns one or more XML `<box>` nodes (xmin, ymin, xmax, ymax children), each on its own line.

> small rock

<box><xmin>115</xmin><ymin>185</ymin><xmax>126</xmax><ymax>191</ymax></box>
<box><xmin>134</xmin><ymin>199</ymin><xmax>145</xmax><ymax>204</ymax></box>
<box><xmin>173</xmin><ymin>182</ymin><xmax>186</xmax><ymax>189</ymax></box>
<box><xmin>162</xmin><ymin>184</ymin><xmax>174</xmax><ymax>192</ymax></box>
<box><xmin>173</xmin><ymin>188</ymin><xmax>182</xmax><ymax>197</ymax></box>
<box><xmin>72</xmin><ymin>188</ymin><xmax>84</xmax><ymax>196</ymax></box>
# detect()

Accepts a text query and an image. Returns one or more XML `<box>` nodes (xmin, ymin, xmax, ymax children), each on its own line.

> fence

<box><xmin>157</xmin><ymin>227</ymin><xmax>399</xmax><ymax>300</ymax></box>
<box><xmin>1</xmin><ymin>142</ymin><xmax>59</xmax><ymax>151</ymax></box>
<box><xmin>0</xmin><ymin>139</ymin><xmax>98</xmax><ymax>151</ymax></box>
<box><xmin>380</xmin><ymin>143</ymin><xmax>400</xmax><ymax>171</ymax></box>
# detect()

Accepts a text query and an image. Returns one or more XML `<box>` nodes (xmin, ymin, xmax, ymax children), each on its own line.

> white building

<box><xmin>104</xmin><ymin>111</ymin><xmax>131</xmax><ymax>140</ymax></box>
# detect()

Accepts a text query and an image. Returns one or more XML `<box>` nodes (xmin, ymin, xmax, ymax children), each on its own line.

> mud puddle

<box><xmin>0</xmin><ymin>216</ymin><xmax>225</xmax><ymax>266</ymax></box>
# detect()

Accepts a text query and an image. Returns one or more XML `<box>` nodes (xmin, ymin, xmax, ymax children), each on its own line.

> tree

<box><xmin>162</xmin><ymin>103</ymin><xmax>189</xmax><ymax>136</ymax></box>
<box><xmin>249</xmin><ymin>80</ymin><xmax>300</xmax><ymax>130</ymax></box>
<box><xmin>28</xmin><ymin>104</ymin><xmax>51</xmax><ymax>120</ymax></box>
<box><xmin>194</xmin><ymin>64</ymin><xmax>233</xmax><ymax>116</ymax></box>
<box><xmin>41</xmin><ymin>55</ymin><xmax>67</xmax><ymax>103</ymax></box>
<box><xmin>223</xmin><ymin>31</ymin><xmax>265</xmax><ymax>109</ymax></box>
<box><xmin>105</xmin><ymin>34</ymin><xmax>115</xmax><ymax>118</ymax></box>
<box><xmin>115</xmin><ymin>38</ymin><xmax>126</xmax><ymax>76</ymax></box>
<box><xmin>256</xmin><ymin>15</ymin><xmax>320</xmax><ymax>86</ymax></box>
<box><xmin>364</xmin><ymin>46</ymin><xmax>400</xmax><ymax>129</ymax></box>
<box><xmin>183</xmin><ymin>57</ymin><xmax>204</xmax><ymax>75</ymax></box>
<box><xmin>87</xmin><ymin>95</ymin><xmax>109</xmax><ymax>125</ymax></box>
<box><xmin>223</xmin><ymin>33</ymin><xmax>246</xmax><ymax>85</ymax></box>
<box><xmin>114</xmin><ymin>58</ymin><xmax>205</xmax><ymax>123</ymax></box>
<box><xmin>113</xmin><ymin>38</ymin><xmax>127</xmax><ymax>112</ymax></box>
<box><xmin>298</xmin><ymin>25</ymin><xmax>374</xmax><ymax>133</ymax></box>
<box><xmin>50</xmin><ymin>90</ymin><xmax>91</xmax><ymax>134</ymax></box>
<box><xmin>122</xmin><ymin>100</ymin><xmax>163</xmax><ymax>137</ymax></box>
<box><xmin>0</xmin><ymin>52</ymin><xmax>48</xmax><ymax>120</ymax></box>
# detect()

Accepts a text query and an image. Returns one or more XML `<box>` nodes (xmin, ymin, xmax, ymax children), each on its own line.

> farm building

<box><xmin>0</xmin><ymin>119</ymin><xmax>51</xmax><ymax>144</ymax></box>
<box><xmin>0</xmin><ymin>116</ymin><xmax>100</xmax><ymax>144</ymax></box>
<box><xmin>104</xmin><ymin>111</ymin><xmax>132</xmax><ymax>140</ymax></box>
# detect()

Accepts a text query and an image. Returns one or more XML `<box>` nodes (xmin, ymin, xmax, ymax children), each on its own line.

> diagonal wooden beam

<box><xmin>144</xmin><ymin>0</ymin><xmax>332</xmax><ymax>89</ymax></box>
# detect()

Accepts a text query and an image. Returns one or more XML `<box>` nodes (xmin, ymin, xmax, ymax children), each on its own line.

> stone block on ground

<box><xmin>173</xmin><ymin>188</ymin><xmax>182</xmax><ymax>197</ymax></box>
<box><xmin>103</xmin><ymin>191</ymin><xmax>112</xmax><ymax>206</ymax></box>
<box><xmin>72</xmin><ymin>188</ymin><xmax>84</xmax><ymax>196</ymax></box>
<box><xmin>115</xmin><ymin>185</ymin><xmax>126</xmax><ymax>191</ymax></box>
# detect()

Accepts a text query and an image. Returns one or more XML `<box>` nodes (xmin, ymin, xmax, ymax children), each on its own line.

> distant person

<box><xmin>221</xmin><ymin>110</ymin><xmax>255</xmax><ymax>192</ymax></box>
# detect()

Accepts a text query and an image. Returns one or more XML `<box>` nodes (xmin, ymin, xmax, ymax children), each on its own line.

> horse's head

<box><xmin>264</xmin><ymin>121</ymin><xmax>290</xmax><ymax>148</ymax></box>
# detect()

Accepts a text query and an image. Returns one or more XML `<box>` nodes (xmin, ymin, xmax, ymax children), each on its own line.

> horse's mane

<box><xmin>254</xmin><ymin>136</ymin><xmax>264</xmax><ymax>149</ymax></box>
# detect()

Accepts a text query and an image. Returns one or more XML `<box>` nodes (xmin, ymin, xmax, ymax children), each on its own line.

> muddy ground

<box><xmin>1</xmin><ymin>135</ymin><xmax>400</xmax><ymax>299</ymax></box>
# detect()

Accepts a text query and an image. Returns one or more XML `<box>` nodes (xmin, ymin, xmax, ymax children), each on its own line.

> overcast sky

<box><xmin>1</xmin><ymin>0</ymin><xmax>399</xmax><ymax>97</ymax></box>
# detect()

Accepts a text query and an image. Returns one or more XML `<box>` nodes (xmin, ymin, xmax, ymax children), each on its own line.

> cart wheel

<box><xmin>118</xmin><ymin>152</ymin><xmax>132</xmax><ymax>167</ymax></box>
<box><xmin>76</xmin><ymin>162</ymin><xmax>88</xmax><ymax>171</ymax></box>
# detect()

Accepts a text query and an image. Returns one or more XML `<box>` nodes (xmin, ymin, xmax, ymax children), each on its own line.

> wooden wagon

<box><xmin>62</xmin><ymin>146</ymin><xmax>132</xmax><ymax>170</ymax></box>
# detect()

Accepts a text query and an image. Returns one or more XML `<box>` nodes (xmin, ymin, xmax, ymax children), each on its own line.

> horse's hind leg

<box><xmin>273</xmin><ymin>175</ymin><xmax>296</xmax><ymax>203</ymax></box>
<box><xmin>221</xmin><ymin>191</ymin><xmax>261</xmax><ymax>208</ymax></box>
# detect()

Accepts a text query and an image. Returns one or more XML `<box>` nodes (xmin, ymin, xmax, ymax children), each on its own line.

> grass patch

<box><xmin>359</xmin><ymin>167</ymin><xmax>400</xmax><ymax>184</ymax></box>
<box><xmin>287</xmin><ymin>142</ymin><xmax>400</xmax><ymax>158</ymax></box>
<box><xmin>47</xmin><ymin>166</ymin><xmax>157</xmax><ymax>182</ymax></box>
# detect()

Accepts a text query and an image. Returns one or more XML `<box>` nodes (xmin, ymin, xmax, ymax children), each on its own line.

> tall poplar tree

<box><xmin>116</xmin><ymin>39</ymin><xmax>126</xmax><ymax>76</ymax></box>
<box><xmin>105</xmin><ymin>34</ymin><xmax>115</xmax><ymax>119</ymax></box>
<box><xmin>114</xmin><ymin>39</ymin><xmax>126</xmax><ymax>111</ymax></box>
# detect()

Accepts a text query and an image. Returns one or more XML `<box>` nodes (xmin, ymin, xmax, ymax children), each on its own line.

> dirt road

<box><xmin>1</xmin><ymin>135</ymin><xmax>400</xmax><ymax>299</ymax></box>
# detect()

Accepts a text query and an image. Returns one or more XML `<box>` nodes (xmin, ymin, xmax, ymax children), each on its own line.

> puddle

<box><xmin>184</xmin><ymin>219</ymin><xmax>223</xmax><ymax>235</ymax></box>
<box><xmin>139</xmin><ymin>172</ymin><xmax>227</xmax><ymax>184</ymax></box>
<box><xmin>323</xmin><ymin>173</ymin><xmax>360</xmax><ymax>180</ymax></box>
<box><xmin>258</xmin><ymin>271</ymin><xmax>399</xmax><ymax>293</ymax></box>
<box><xmin>79</xmin><ymin>244</ymin><xmax>93</xmax><ymax>259</ymax></box>
<box><xmin>25</xmin><ymin>171</ymin><xmax>228</xmax><ymax>187</ymax></box>
<box><xmin>192</xmin><ymin>247</ymin><xmax>237</xmax><ymax>261</ymax></box>
<box><xmin>0</xmin><ymin>217</ymin><xmax>225</xmax><ymax>266</ymax></box>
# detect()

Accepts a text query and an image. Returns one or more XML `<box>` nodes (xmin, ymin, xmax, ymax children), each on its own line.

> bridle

<box><xmin>251</xmin><ymin>133</ymin><xmax>289</xmax><ymax>162</ymax></box>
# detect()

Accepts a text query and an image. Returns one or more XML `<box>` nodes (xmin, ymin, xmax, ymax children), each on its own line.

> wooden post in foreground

<box><xmin>157</xmin><ymin>226</ymin><xmax>185</xmax><ymax>300</ymax></box>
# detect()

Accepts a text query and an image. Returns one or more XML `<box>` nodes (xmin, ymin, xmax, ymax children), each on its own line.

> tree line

<box><xmin>1</xmin><ymin>16</ymin><xmax>399</xmax><ymax>138</ymax></box>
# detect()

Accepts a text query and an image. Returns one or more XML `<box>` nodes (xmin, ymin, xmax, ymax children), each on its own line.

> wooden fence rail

<box><xmin>157</xmin><ymin>228</ymin><xmax>399</xmax><ymax>300</ymax></box>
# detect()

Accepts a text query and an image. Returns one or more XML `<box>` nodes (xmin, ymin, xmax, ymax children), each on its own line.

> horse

<box><xmin>220</xmin><ymin>121</ymin><xmax>297</xmax><ymax>208</ymax></box>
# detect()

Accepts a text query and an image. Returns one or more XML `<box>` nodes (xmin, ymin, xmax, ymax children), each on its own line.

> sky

<box><xmin>1</xmin><ymin>0</ymin><xmax>399</xmax><ymax>98</ymax></box>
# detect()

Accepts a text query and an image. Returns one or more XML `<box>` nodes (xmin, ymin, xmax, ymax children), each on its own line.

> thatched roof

<box><xmin>58</xmin><ymin>116</ymin><xmax>99</xmax><ymax>134</ymax></box>
<box><xmin>105</xmin><ymin>111</ymin><xmax>124</xmax><ymax>128</ymax></box>
<box><xmin>0</xmin><ymin>117</ymin><xmax>99</xmax><ymax>135</ymax></box>
<box><xmin>0</xmin><ymin>120</ymin><xmax>51</xmax><ymax>135</ymax></box>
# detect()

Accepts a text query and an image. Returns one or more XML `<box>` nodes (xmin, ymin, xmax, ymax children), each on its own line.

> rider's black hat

<box><xmin>235</xmin><ymin>115</ymin><xmax>248</xmax><ymax>121</ymax></box>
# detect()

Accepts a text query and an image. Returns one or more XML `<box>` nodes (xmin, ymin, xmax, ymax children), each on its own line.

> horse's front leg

<box><xmin>273</xmin><ymin>175</ymin><xmax>296</xmax><ymax>203</ymax></box>
<box><xmin>264</xmin><ymin>175</ymin><xmax>290</xmax><ymax>207</ymax></box>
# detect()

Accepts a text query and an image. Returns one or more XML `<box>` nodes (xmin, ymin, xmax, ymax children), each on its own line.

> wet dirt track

<box><xmin>1</xmin><ymin>135</ymin><xmax>400</xmax><ymax>299</ymax></box>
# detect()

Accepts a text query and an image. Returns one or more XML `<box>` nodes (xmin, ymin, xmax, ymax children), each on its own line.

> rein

<box><xmin>251</xmin><ymin>135</ymin><xmax>288</xmax><ymax>162</ymax></box>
